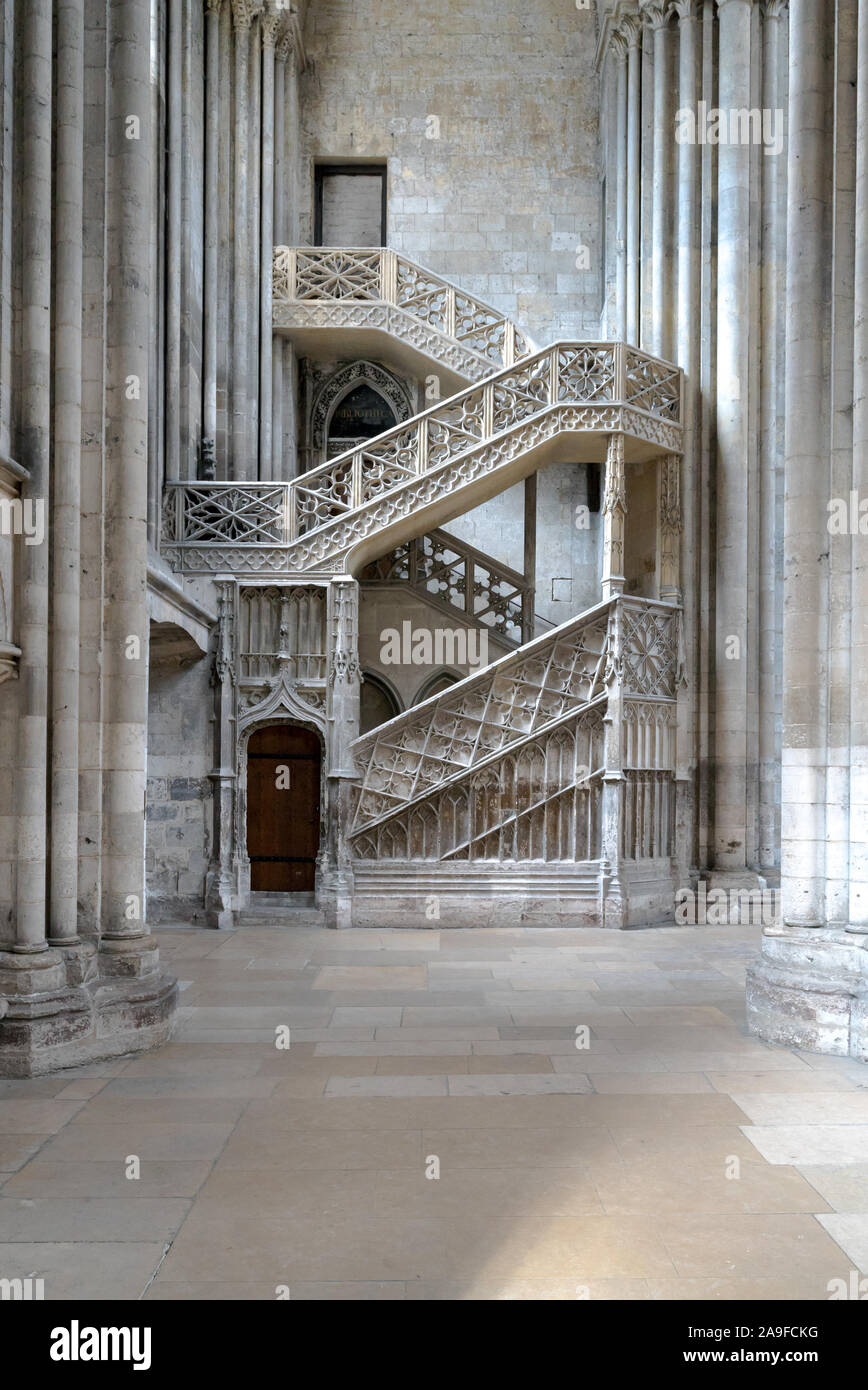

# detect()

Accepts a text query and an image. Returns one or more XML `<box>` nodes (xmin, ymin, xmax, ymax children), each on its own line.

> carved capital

<box><xmin>639</xmin><ymin>0</ymin><xmax>671</xmax><ymax>29</ymax></box>
<box><xmin>610</xmin><ymin>27</ymin><xmax>629</xmax><ymax>62</ymax></box>
<box><xmin>205</xmin><ymin>0</ymin><xmax>224</xmax><ymax>15</ymax></box>
<box><xmin>261</xmin><ymin>7</ymin><xmax>282</xmax><ymax>46</ymax></box>
<box><xmin>231</xmin><ymin>0</ymin><xmax>262</xmax><ymax>32</ymax></box>
<box><xmin>761</xmin><ymin>0</ymin><xmax>788</xmax><ymax>17</ymax></box>
<box><xmin>671</xmin><ymin>0</ymin><xmax>700</xmax><ymax>19</ymax></box>
<box><xmin>620</xmin><ymin>13</ymin><xmax>642</xmax><ymax>48</ymax></box>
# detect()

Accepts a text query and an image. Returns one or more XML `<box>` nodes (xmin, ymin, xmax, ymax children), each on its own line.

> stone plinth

<box><xmin>0</xmin><ymin>942</ymin><xmax>176</xmax><ymax>1077</ymax></box>
<box><xmin>747</xmin><ymin>926</ymin><xmax>868</xmax><ymax>1060</ymax></box>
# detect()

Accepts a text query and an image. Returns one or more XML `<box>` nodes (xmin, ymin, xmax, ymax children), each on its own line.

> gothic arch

<box><xmin>310</xmin><ymin>360</ymin><xmax>413</xmax><ymax>461</ymax></box>
<box><xmin>414</xmin><ymin>668</ymin><xmax>462</xmax><ymax>706</ymax></box>
<box><xmin>359</xmin><ymin>669</ymin><xmax>403</xmax><ymax>735</ymax></box>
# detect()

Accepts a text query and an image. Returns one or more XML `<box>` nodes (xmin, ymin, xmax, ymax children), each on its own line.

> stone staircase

<box><xmin>167</xmin><ymin>249</ymin><xmax>685</xmax><ymax>929</ymax></box>
<box><xmin>273</xmin><ymin>245</ymin><xmax>536</xmax><ymax>395</ymax></box>
<box><xmin>162</xmin><ymin>340</ymin><xmax>681</xmax><ymax>579</ymax></box>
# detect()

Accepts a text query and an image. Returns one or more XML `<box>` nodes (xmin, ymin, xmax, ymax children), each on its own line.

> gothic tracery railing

<box><xmin>347</xmin><ymin>596</ymin><xmax>681</xmax><ymax>867</ymax></box>
<box><xmin>359</xmin><ymin>527</ymin><xmax>532</xmax><ymax>646</ymax></box>
<box><xmin>273</xmin><ymin>246</ymin><xmax>535</xmax><ymax>373</ymax></box>
<box><xmin>161</xmin><ymin>341</ymin><xmax>682</xmax><ymax>576</ymax></box>
<box><xmin>348</xmin><ymin>599</ymin><xmax>613</xmax><ymax>837</ymax></box>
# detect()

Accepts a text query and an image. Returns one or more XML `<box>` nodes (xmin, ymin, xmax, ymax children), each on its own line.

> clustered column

<box><xmin>14</xmin><ymin>0</ymin><xmax>53</xmax><ymax>955</ymax></box>
<box><xmin>781</xmin><ymin>0</ymin><xmax>828</xmax><ymax>926</ymax></box>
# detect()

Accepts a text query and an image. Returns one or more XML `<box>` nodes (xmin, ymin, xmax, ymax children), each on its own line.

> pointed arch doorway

<box><xmin>246</xmin><ymin>724</ymin><xmax>321</xmax><ymax>892</ymax></box>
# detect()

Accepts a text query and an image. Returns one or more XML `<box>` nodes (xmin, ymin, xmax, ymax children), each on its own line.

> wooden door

<box><xmin>247</xmin><ymin>725</ymin><xmax>321</xmax><ymax>892</ymax></box>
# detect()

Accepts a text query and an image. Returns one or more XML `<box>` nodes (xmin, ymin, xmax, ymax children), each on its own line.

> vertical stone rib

<box><xmin>259</xmin><ymin>7</ymin><xmax>279</xmax><ymax>481</ymax></box>
<box><xmin>14</xmin><ymin>0</ymin><xmax>52</xmax><ymax>952</ymax></box>
<box><xmin>674</xmin><ymin>0</ymin><xmax>700</xmax><ymax>867</ymax></box>
<box><xmin>758</xmin><ymin>0</ymin><xmax>787</xmax><ymax>873</ymax></box>
<box><xmin>203</xmin><ymin>0</ymin><xmax>222</xmax><ymax>445</ymax></box>
<box><xmin>165</xmin><ymin>0</ymin><xmax>182</xmax><ymax>481</ymax></box>
<box><xmin>782</xmin><ymin>0</ymin><xmax>830</xmax><ymax>924</ymax></box>
<box><xmin>100</xmin><ymin>0</ymin><xmax>153</xmax><ymax>947</ymax></box>
<box><xmin>231</xmin><ymin>1</ymin><xmax>254</xmax><ymax>479</ymax></box>
<box><xmin>713</xmin><ymin>0</ymin><xmax>754</xmax><ymax>873</ymax></box>
<box><xmin>50</xmin><ymin>0</ymin><xmax>85</xmax><ymax>944</ymax></box>
<box><xmin>625</xmin><ymin>17</ymin><xmax>641</xmax><ymax>344</ymax></box>
<box><xmin>849</xmin><ymin>0</ymin><xmax>868</xmax><ymax>930</ymax></box>
<box><xmin>612</xmin><ymin>30</ymin><xmax>628</xmax><ymax>342</ymax></box>
<box><xmin>642</xmin><ymin>1</ymin><xmax>672</xmax><ymax>358</ymax></box>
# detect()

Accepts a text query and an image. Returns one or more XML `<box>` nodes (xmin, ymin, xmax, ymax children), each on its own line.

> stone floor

<box><xmin>2</xmin><ymin>922</ymin><xmax>868</xmax><ymax>1301</ymax></box>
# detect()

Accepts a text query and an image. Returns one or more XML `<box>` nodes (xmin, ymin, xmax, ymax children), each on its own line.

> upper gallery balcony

<box><xmin>272</xmin><ymin>246</ymin><xmax>536</xmax><ymax>395</ymax></box>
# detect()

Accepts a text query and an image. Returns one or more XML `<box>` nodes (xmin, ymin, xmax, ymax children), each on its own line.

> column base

<box><xmin>0</xmin><ymin>940</ymin><xmax>177</xmax><ymax>1077</ymax></box>
<box><xmin>746</xmin><ymin>925</ymin><xmax>868</xmax><ymax>1059</ymax></box>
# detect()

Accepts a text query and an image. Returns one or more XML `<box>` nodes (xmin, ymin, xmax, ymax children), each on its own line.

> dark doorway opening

<box><xmin>247</xmin><ymin>724</ymin><xmax>321</xmax><ymax>892</ymax></box>
<box><xmin>314</xmin><ymin>163</ymin><xmax>387</xmax><ymax>247</ymax></box>
<box><xmin>327</xmin><ymin>383</ymin><xmax>398</xmax><ymax>459</ymax></box>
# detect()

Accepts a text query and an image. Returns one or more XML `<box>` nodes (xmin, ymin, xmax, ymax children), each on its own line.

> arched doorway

<box><xmin>246</xmin><ymin>724</ymin><xmax>321</xmax><ymax>892</ymax></box>
<box><xmin>327</xmin><ymin>383</ymin><xmax>397</xmax><ymax>459</ymax></box>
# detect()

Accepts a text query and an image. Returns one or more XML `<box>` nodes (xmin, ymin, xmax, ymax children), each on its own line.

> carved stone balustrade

<box><xmin>162</xmin><ymin>340</ymin><xmax>683</xmax><ymax>578</ymax></box>
<box><xmin>273</xmin><ymin>246</ymin><xmax>535</xmax><ymax>391</ymax></box>
<box><xmin>359</xmin><ymin>527</ymin><xmax>532</xmax><ymax>647</ymax></box>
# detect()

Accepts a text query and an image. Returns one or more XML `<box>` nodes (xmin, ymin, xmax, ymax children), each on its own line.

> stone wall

<box><xmin>300</xmin><ymin>0</ymin><xmax>602</xmax><ymax>346</ymax></box>
<box><xmin>146</xmin><ymin>658</ymin><xmax>213</xmax><ymax>923</ymax></box>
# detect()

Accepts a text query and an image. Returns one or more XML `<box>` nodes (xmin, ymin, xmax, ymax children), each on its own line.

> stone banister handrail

<box><xmin>161</xmin><ymin>341</ymin><xmax>682</xmax><ymax>576</ymax></box>
<box><xmin>347</xmin><ymin>595</ymin><xmax>617</xmax><ymax>836</ymax></box>
<box><xmin>358</xmin><ymin>525</ymin><xmax>534</xmax><ymax>647</ymax></box>
<box><xmin>273</xmin><ymin>245</ymin><xmax>535</xmax><ymax>370</ymax></box>
<box><xmin>285</xmin><ymin>339</ymin><xmax>681</xmax><ymax>533</ymax></box>
<box><xmin>347</xmin><ymin>594</ymin><xmax>681</xmax><ymax>841</ymax></box>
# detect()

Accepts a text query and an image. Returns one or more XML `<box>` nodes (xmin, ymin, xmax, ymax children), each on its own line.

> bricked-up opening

<box><xmin>247</xmin><ymin>725</ymin><xmax>321</xmax><ymax>892</ymax></box>
<box><xmin>315</xmin><ymin>163</ymin><xmax>387</xmax><ymax>247</ymax></box>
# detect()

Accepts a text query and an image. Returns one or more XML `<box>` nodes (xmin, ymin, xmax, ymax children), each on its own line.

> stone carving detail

<box><xmin>162</xmin><ymin>344</ymin><xmax>682</xmax><ymax>577</ymax></box>
<box><xmin>624</xmin><ymin>350</ymin><xmax>681</xmax><ymax>420</ymax></box>
<box><xmin>360</xmin><ymin>528</ymin><xmax>530</xmax><ymax>647</ymax></box>
<box><xmin>310</xmin><ymin>360</ymin><xmax>412</xmax><ymax>459</ymax></box>
<box><xmin>620</xmin><ymin>601</ymin><xmax>680</xmax><ymax>698</ymax></box>
<box><xmin>348</xmin><ymin>607</ymin><xmax>611</xmax><ymax>835</ymax></box>
<box><xmin>351</xmin><ymin>710</ymin><xmax>604</xmax><ymax>864</ymax></box>
<box><xmin>238</xmin><ymin>585</ymin><xmax>326</xmax><ymax>681</ymax></box>
<box><xmin>330</xmin><ymin>579</ymin><xmax>360</xmax><ymax>687</ymax></box>
<box><xmin>274</xmin><ymin>246</ymin><xmax>532</xmax><ymax>372</ymax></box>
<box><xmin>622</xmin><ymin>769</ymin><xmax>674</xmax><ymax>861</ymax></box>
<box><xmin>164</xmin><ymin>483</ymin><xmax>286</xmax><ymax>545</ymax></box>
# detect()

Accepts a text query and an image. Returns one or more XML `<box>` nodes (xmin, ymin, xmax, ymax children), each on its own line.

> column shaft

<box><xmin>781</xmin><ymin>0</ymin><xmax>831</xmax><ymax>924</ymax></box>
<box><xmin>232</xmin><ymin>4</ymin><xmax>252</xmax><ymax>478</ymax></box>
<box><xmin>259</xmin><ymin>13</ymin><xmax>278</xmax><ymax>479</ymax></box>
<box><xmin>203</xmin><ymin>0</ymin><xmax>222</xmax><ymax>445</ymax></box>
<box><xmin>100</xmin><ymin>0</ymin><xmax>153</xmax><ymax>946</ymax></box>
<box><xmin>165</xmin><ymin>0</ymin><xmax>182</xmax><ymax>481</ymax></box>
<box><xmin>14</xmin><ymin>0</ymin><xmax>53</xmax><ymax>952</ymax></box>
<box><xmin>713</xmin><ymin>0</ymin><xmax>754</xmax><ymax>872</ymax></box>
<box><xmin>849</xmin><ymin>0</ymin><xmax>868</xmax><ymax>929</ymax></box>
<box><xmin>50</xmin><ymin>0</ymin><xmax>85</xmax><ymax>944</ymax></box>
<box><xmin>625</xmin><ymin>20</ymin><xmax>641</xmax><ymax>343</ymax></box>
